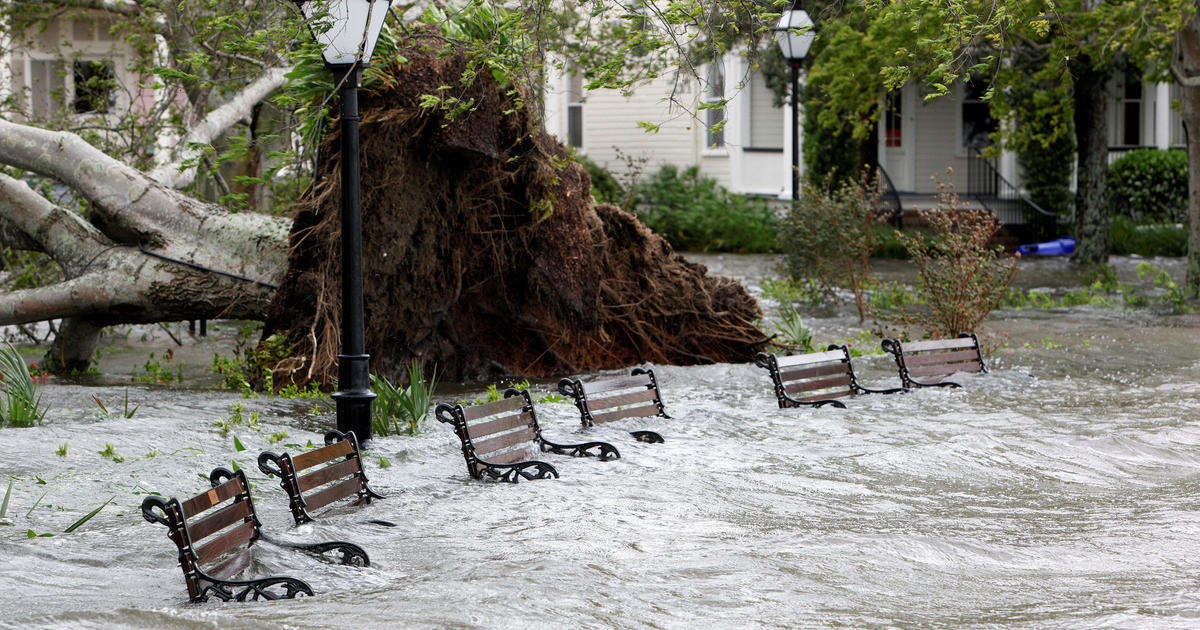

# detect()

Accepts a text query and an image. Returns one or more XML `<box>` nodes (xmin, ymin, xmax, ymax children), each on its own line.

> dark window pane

<box><xmin>73</xmin><ymin>60</ymin><xmax>113</xmax><ymax>114</ymax></box>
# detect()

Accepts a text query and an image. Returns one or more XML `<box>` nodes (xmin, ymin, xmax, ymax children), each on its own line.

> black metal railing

<box><xmin>966</xmin><ymin>150</ymin><xmax>1057</xmax><ymax>239</ymax></box>
<box><xmin>875</xmin><ymin>165</ymin><xmax>904</xmax><ymax>227</ymax></box>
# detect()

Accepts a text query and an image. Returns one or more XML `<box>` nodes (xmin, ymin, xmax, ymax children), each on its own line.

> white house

<box><xmin>2</xmin><ymin>14</ymin><xmax>146</xmax><ymax>123</ymax></box>
<box><xmin>544</xmin><ymin>54</ymin><xmax>1188</xmax><ymax>202</ymax></box>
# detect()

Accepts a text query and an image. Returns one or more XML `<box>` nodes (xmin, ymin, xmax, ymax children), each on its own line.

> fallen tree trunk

<box><xmin>261</xmin><ymin>33</ymin><xmax>767</xmax><ymax>384</ymax></box>
<box><xmin>0</xmin><ymin>119</ymin><xmax>290</xmax><ymax>371</ymax></box>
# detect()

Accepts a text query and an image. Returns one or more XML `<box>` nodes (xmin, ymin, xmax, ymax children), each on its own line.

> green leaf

<box><xmin>233</xmin><ymin>435</ymin><xmax>247</xmax><ymax>452</ymax></box>
<box><xmin>26</xmin><ymin>529</ymin><xmax>53</xmax><ymax>538</ymax></box>
<box><xmin>64</xmin><ymin>496</ymin><xmax>114</xmax><ymax>533</ymax></box>
<box><xmin>0</xmin><ymin>478</ymin><xmax>12</xmax><ymax>519</ymax></box>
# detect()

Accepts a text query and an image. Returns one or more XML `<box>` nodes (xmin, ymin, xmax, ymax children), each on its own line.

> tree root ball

<box><xmin>261</xmin><ymin>33</ymin><xmax>766</xmax><ymax>384</ymax></box>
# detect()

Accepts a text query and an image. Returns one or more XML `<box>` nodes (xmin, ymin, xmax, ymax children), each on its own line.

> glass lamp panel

<box><xmin>298</xmin><ymin>0</ymin><xmax>391</xmax><ymax>66</ymax></box>
<box><xmin>773</xmin><ymin>9</ymin><xmax>814</xmax><ymax>61</ymax></box>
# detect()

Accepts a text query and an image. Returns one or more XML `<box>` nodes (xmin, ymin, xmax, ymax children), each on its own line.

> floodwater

<box><xmin>2</xmin><ymin>254</ymin><xmax>1200</xmax><ymax>628</ymax></box>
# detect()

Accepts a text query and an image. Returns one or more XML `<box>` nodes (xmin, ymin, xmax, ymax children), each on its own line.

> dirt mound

<box><xmin>261</xmin><ymin>33</ymin><xmax>766</xmax><ymax>383</ymax></box>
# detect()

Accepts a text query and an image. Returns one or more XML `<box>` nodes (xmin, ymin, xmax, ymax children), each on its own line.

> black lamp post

<box><xmin>773</xmin><ymin>1</ymin><xmax>815</xmax><ymax>201</ymax></box>
<box><xmin>293</xmin><ymin>0</ymin><xmax>391</xmax><ymax>440</ymax></box>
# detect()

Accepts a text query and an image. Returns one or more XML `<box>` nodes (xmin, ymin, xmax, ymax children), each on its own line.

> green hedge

<box><xmin>1108</xmin><ymin>215</ymin><xmax>1186</xmax><ymax>257</ymax></box>
<box><xmin>632</xmin><ymin>165</ymin><xmax>779</xmax><ymax>253</ymax></box>
<box><xmin>1108</xmin><ymin>148</ymin><xmax>1188</xmax><ymax>223</ymax></box>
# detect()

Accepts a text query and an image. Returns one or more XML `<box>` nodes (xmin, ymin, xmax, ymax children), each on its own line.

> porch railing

<box><xmin>965</xmin><ymin>150</ymin><xmax>1057</xmax><ymax>239</ymax></box>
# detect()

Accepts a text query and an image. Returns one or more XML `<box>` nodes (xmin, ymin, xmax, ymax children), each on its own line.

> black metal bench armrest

<box><xmin>540</xmin><ymin>438</ymin><xmax>620</xmax><ymax>460</ymax></box>
<box><xmin>191</xmin><ymin>568</ymin><xmax>314</xmax><ymax>602</ymax></box>
<box><xmin>906</xmin><ymin>378</ymin><xmax>962</xmax><ymax>389</ymax></box>
<box><xmin>855</xmin><ymin>384</ymin><xmax>906</xmax><ymax>395</ymax></box>
<box><xmin>260</xmin><ymin>533</ymin><xmax>371</xmax><ymax>567</ymax></box>
<box><xmin>475</xmin><ymin>459</ymin><xmax>560</xmax><ymax>483</ymax></box>
<box><xmin>630</xmin><ymin>430</ymin><xmax>664</xmax><ymax>443</ymax></box>
<box><xmin>779</xmin><ymin>392</ymin><xmax>847</xmax><ymax>409</ymax></box>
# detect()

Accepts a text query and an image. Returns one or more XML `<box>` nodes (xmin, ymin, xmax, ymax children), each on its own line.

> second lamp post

<box><xmin>773</xmin><ymin>1</ymin><xmax>815</xmax><ymax>201</ymax></box>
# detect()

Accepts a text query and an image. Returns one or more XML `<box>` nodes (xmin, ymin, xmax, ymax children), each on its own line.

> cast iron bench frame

<box><xmin>881</xmin><ymin>333</ymin><xmax>986</xmax><ymax>389</ymax></box>
<box><xmin>557</xmin><ymin>367</ymin><xmax>669</xmax><ymax>443</ymax></box>
<box><xmin>435</xmin><ymin>388</ymin><xmax>620</xmax><ymax>482</ymax></box>
<box><xmin>258</xmin><ymin>429</ymin><xmax>383</xmax><ymax>525</ymax></box>
<box><xmin>754</xmin><ymin>345</ymin><xmax>903</xmax><ymax>408</ymax></box>
<box><xmin>141</xmin><ymin>467</ymin><xmax>369</xmax><ymax>602</ymax></box>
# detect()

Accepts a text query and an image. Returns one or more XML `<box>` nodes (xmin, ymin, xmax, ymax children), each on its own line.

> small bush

<box><xmin>632</xmin><ymin>165</ymin><xmax>779</xmax><ymax>253</ymax></box>
<box><xmin>0</xmin><ymin>343</ymin><xmax>46</xmax><ymax>427</ymax></box>
<box><xmin>889</xmin><ymin>180</ymin><xmax>1017</xmax><ymax>336</ymax></box>
<box><xmin>1109</xmin><ymin>215</ymin><xmax>1186</xmax><ymax>257</ymax></box>
<box><xmin>577</xmin><ymin>155</ymin><xmax>626</xmax><ymax>207</ymax></box>
<box><xmin>1108</xmin><ymin>148</ymin><xmax>1187</xmax><ymax>222</ymax></box>
<box><xmin>779</xmin><ymin>175</ymin><xmax>887</xmax><ymax>321</ymax></box>
<box><xmin>372</xmin><ymin>361</ymin><xmax>438</xmax><ymax>437</ymax></box>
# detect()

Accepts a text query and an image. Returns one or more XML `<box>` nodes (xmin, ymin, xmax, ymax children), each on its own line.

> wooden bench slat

<box><xmin>585</xmin><ymin>376</ymin><xmax>650</xmax><ymax>394</ymax></box>
<box><xmin>592</xmin><ymin>405</ymin><xmax>659</xmax><ymax>424</ymax></box>
<box><xmin>587</xmin><ymin>388</ymin><xmax>659</xmax><ymax>411</ymax></box>
<box><xmin>774</xmin><ymin>349</ymin><xmax>846</xmax><ymax>368</ymax></box>
<box><xmin>901</xmin><ymin>337</ymin><xmax>977</xmax><ymax>352</ymax></box>
<box><xmin>194</xmin><ymin>520</ymin><xmax>257</xmax><ymax>565</ymax></box>
<box><xmin>473</xmin><ymin>426</ymin><xmax>537</xmax><ymax>458</ymax></box>
<box><xmin>484</xmin><ymin>447</ymin><xmax>532</xmax><ymax>465</ymax></box>
<box><xmin>291</xmin><ymin>439</ymin><xmax>354</xmax><ymax>472</ymax></box>
<box><xmin>186</xmin><ymin>498</ymin><xmax>252</xmax><ymax>543</ymax></box>
<box><xmin>181</xmin><ymin>476</ymin><xmax>244</xmax><ymax>519</ymax></box>
<box><xmin>909</xmin><ymin>363</ymin><xmax>984</xmax><ymax>378</ymax></box>
<box><xmin>778</xmin><ymin>362</ymin><xmax>849</xmax><ymax>382</ymax></box>
<box><xmin>903</xmin><ymin>349</ymin><xmax>980</xmax><ymax>366</ymax></box>
<box><xmin>784</xmin><ymin>374</ymin><xmax>853</xmax><ymax>395</ymax></box>
<box><xmin>468</xmin><ymin>411</ymin><xmax>533</xmax><ymax>439</ymax></box>
<box><xmin>300</xmin><ymin>476</ymin><xmax>363</xmax><ymax>513</ymax></box>
<box><xmin>796</xmin><ymin>389</ymin><xmax>853</xmax><ymax>402</ymax></box>
<box><xmin>298</xmin><ymin>457</ymin><xmax>362</xmax><ymax>493</ymax></box>
<box><xmin>463</xmin><ymin>396</ymin><xmax>526</xmax><ymax>421</ymax></box>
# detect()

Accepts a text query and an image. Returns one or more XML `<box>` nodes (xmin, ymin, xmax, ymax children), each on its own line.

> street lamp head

<box><xmin>294</xmin><ymin>0</ymin><xmax>393</xmax><ymax>68</ymax></box>
<box><xmin>773</xmin><ymin>2</ymin><xmax>814</xmax><ymax>63</ymax></box>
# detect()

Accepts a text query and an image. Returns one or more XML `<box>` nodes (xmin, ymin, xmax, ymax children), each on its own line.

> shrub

<box><xmin>372</xmin><ymin>360</ymin><xmax>438</xmax><ymax>437</ymax></box>
<box><xmin>778</xmin><ymin>175</ymin><xmax>887</xmax><ymax>322</ymax></box>
<box><xmin>632</xmin><ymin>165</ymin><xmax>779</xmax><ymax>253</ymax></box>
<box><xmin>1108</xmin><ymin>148</ymin><xmax>1188</xmax><ymax>222</ymax></box>
<box><xmin>0</xmin><ymin>343</ymin><xmax>46</xmax><ymax>427</ymax></box>
<box><xmin>890</xmin><ymin>181</ymin><xmax>1017</xmax><ymax>337</ymax></box>
<box><xmin>1109</xmin><ymin>215</ymin><xmax>1187</xmax><ymax>257</ymax></box>
<box><xmin>577</xmin><ymin>155</ymin><xmax>626</xmax><ymax>207</ymax></box>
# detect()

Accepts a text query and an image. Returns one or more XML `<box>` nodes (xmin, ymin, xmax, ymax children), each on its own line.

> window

<box><xmin>28</xmin><ymin>59</ymin><xmax>66</xmax><ymax>119</ymax></box>
<box><xmin>705</xmin><ymin>58</ymin><xmax>725</xmax><ymax>149</ymax></box>
<box><xmin>567</xmin><ymin>70</ymin><xmax>583</xmax><ymax>149</ymax></box>
<box><xmin>73</xmin><ymin>60</ymin><xmax>114</xmax><ymax>114</ymax></box>
<box><xmin>961</xmin><ymin>78</ymin><xmax>997</xmax><ymax>151</ymax></box>
<box><xmin>1119</xmin><ymin>70</ymin><xmax>1142</xmax><ymax>146</ymax></box>
<box><xmin>885</xmin><ymin>91</ymin><xmax>902</xmax><ymax>147</ymax></box>
<box><xmin>747</xmin><ymin>69</ymin><xmax>783</xmax><ymax>149</ymax></box>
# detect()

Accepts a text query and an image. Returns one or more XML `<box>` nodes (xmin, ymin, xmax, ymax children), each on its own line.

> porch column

<box><xmin>1155</xmin><ymin>82</ymin><xmax>1171</xmax><ymax>149</ymax></box>
<box><xmin>780</xmin><ymin>83</ymin><xmax>795</xmax><ymax>199</ymax></box>
<box><xmin>727</xmin><ymin>52</ymin><xmax>744</xmax><ymax>193</ymax></box>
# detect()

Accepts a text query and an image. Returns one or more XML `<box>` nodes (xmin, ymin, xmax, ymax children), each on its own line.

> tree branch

<box><xmin>0</xmin><ymin>269</ymin><xmax>141</xmax><ymax>325</ymax></box>
<box><xmin>0</xmin><ymin>173</ymin><xmax>110</xmax><ymax>273</ymax></box>
<box><xmin>147</xmin><ymin>65</ymin><xmax>292</xmax><ymax>189</ymax></box>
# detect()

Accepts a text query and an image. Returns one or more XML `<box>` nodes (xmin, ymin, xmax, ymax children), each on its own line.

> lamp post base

<box><xmin>334</xmin><ymin>353</ymin><xmax>376</xmax><ymax>440</ymax></box>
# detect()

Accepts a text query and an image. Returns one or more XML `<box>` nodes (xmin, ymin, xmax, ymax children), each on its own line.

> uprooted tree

<box><xmin>264</xmin><ymin>33</ymin><xmax>765</xmax><ymax>383</ymax></box>
<box><xmin>0</xmin><ymin>25</ymin><xmax>766</xmax><ymax>381</ymax></box>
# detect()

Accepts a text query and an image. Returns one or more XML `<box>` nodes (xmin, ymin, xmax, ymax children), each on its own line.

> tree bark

<box><xmin>1071</xmin><ymin>54</ymin><xmax>1111</xmax><ymax>266</ymax></box>
<box><xmin>0</xmin><ymin>119</ymin><xmax>290</xmax><ymax>367</ymax></box>
<box><xmin>1178</xmin><ymin>11</ymin><xmax>1200</xmax><ymax>292</ymax></box>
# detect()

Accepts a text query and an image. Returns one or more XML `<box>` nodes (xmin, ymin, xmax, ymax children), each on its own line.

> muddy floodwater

<box><xmin>2</xmin><ymin>254</ymin><xmax>1200</xmax><ymax>628</ymax></box>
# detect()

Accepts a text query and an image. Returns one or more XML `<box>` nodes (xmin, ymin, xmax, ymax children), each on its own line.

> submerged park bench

<box><xmin>141</xmin><ymin>467</ymin><xmax>369</xmax><ymax>602</ymax></box>
<box><xmin>754</xmin><ymin>345</ymin><xmax>904</xmax><ymax>408</ymax></box>
<box><xmin>881</xmin><ymin>333</ymin><xmax>986</xmax><ymax>389</ymax></box>
<box><xmin>436</xmin><ymin>388</ymin><xmax>620</xmax><ymax>482</ymax></box>
<box><xmin>557</xmin><ymin>367</ymin><xmax>669</xmax><ymax>443</ymax></box>
<box><xmin>258</xmin><ymin>429</ymin><xmax>383</xmax><ymax>525</ymax></box>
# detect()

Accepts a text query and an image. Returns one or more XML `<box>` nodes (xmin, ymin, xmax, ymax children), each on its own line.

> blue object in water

<box><xmin>1016</xmin><ymin>237</ymin><xmax>1075</xmax><ymax>257</ymax></box>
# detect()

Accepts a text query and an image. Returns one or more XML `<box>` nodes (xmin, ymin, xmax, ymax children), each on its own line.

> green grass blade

<box><xmin>25</xmin><ymin>490</ymin><xmax>46</xmax><ymax>518</ymax></box>
<box><xmin>0</xmin><ymin>477</ymin><xmax>12</xmax><ymax>518</ymax></box>
<box><xmin>64</xmin><ymin>496</ymin><xmax>114</xmax><ymax>533</ymax></box>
